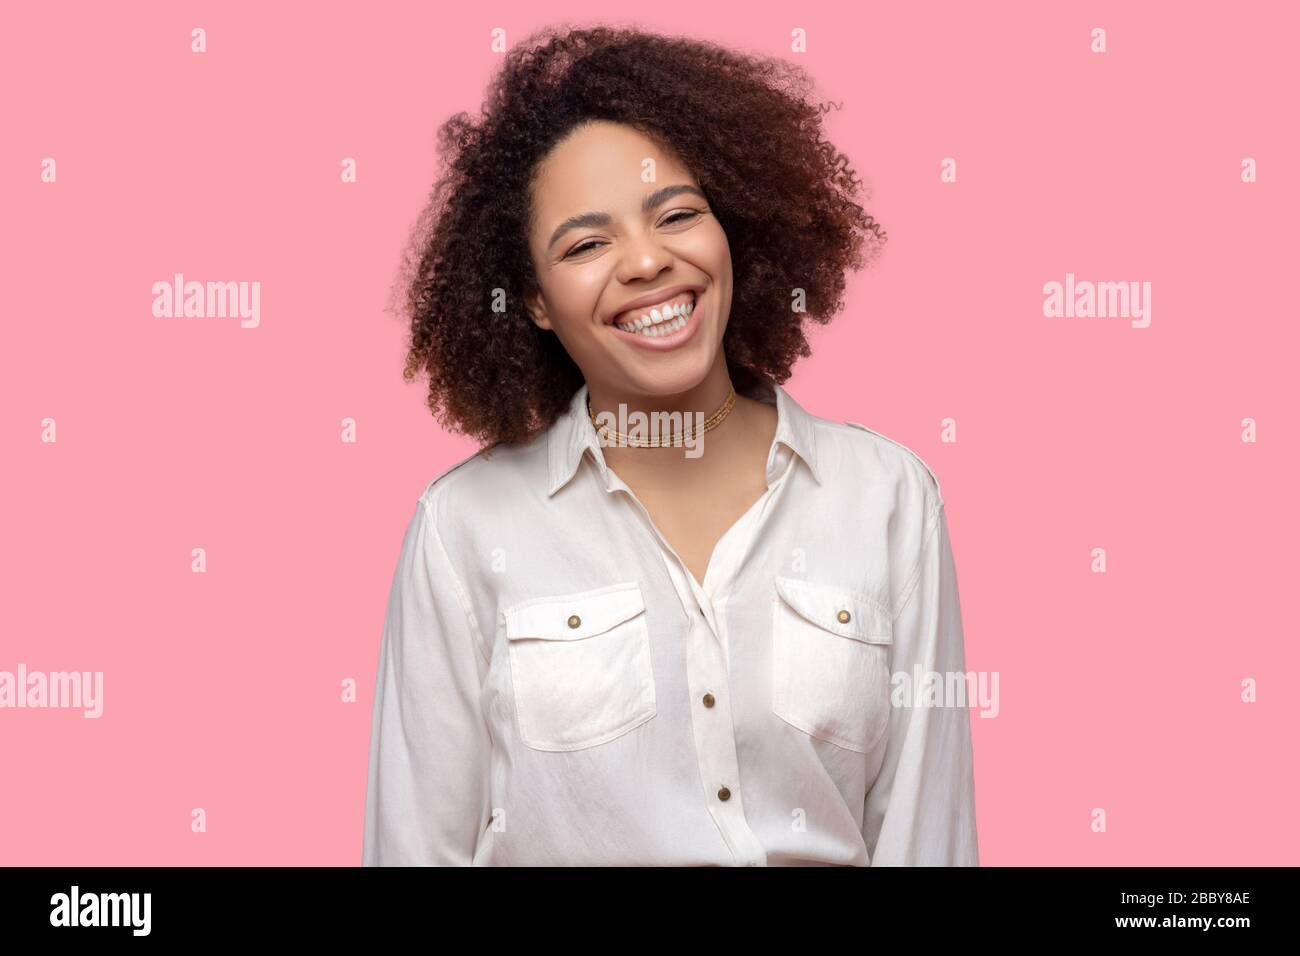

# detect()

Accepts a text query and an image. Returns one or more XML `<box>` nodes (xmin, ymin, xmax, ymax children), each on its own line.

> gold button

<box><xmin>702</xmin><ymin>693</ymin><xmax>715</xmax><ymax>708</ymax></box>
<box><xmin>717</xmin><ymin>786</ymin><xmax>731</xmax><ymax>801</ymax></box>
<box><xmin>837</xmin><ymin>609</ymin><xmax>851</xmax><ymax>624</ymax></box>
<box><xmin>567</xmin><ymin>614</ymin><xmax>581</xmax><ymax>628</ymax></box>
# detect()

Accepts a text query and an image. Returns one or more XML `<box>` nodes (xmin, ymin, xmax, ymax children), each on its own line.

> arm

<box><xmin>863</xmin><ymin>501</ymin><xmax>980</xmax><ymax>865</ymax></box>
<box><xmin>362</xmin><ymin>495</ymin><xmax>492</xmax><ymax>865</ymax></box>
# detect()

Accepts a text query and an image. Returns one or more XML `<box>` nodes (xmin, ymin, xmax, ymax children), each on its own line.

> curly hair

<box><xmin>389</xmin><ymin>24</ymin><xmax>887</xmax><ymax>448</ymax></box>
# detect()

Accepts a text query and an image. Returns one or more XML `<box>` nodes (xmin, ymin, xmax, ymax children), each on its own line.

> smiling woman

<box><xmin>364</xmin><ymin>24</ymin><xmax>979</xmax><ymax>868</ymax></box>
<box><xmin>387</xmin><ymin>25</ymin><xmax>885</xmax><ymax>447</ymax></box>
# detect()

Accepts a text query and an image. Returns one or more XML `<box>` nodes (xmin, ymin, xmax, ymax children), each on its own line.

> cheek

<box><xmin>543</xmin><ymin>270</ymin><xmax>607</xmax><ymax>328</ymax></box>
<box><xmin>700</xmin><ymin>230</ymin><xmax>733</xmax><ymax>329</ymax></box>
<box><xmin>689</xmin><ymin>221</ymin><xmax>731</xmax><ymax>280</ymax></box>
<box><xmin>538</xmin><ymin>277</ymin><xmax>617</xmax><ymax>364</ymax></box>
<box><xmin>689</xmin><ymin>224</ymin><xmax>730</xmax><ymax>289</ymax></box>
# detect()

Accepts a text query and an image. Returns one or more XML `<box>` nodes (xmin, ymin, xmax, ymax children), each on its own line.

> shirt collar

<box><xmin>546</xmin><ymin>375</ymin><xmax>823</xmax><ymax>497</ymax></box>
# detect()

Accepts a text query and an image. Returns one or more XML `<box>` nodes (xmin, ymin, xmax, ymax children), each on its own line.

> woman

<box><xmin>363</xmin><ymin>25</ymin><xmax>978</xmax><ymax>866</ymax></box>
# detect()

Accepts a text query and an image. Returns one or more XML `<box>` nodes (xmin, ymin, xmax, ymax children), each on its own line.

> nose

<box><xmin>614</xmin><ymin>228</ymin><xmax>674</xmax><ymax>284</ymax></box>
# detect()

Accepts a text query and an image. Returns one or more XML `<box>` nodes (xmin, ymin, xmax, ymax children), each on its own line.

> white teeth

<box><xmin>615</xmin><ymin>295</ymin><xmax>696</xmax><ymax>335</ymax></box>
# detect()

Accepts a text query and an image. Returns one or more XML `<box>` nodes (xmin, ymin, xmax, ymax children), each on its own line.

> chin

<box><xmin>618</xmin><ymin>356</ymin><xmax>717</xmax><ymax>398</ymax></box>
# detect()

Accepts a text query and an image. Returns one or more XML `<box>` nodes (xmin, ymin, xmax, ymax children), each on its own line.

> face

<box><xmin>524</xmin><ymin>121</ymin><xmax>732</xmax><ymax>400</ymax></box>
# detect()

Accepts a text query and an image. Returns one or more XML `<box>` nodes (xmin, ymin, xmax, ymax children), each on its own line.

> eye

<box><xmin>662</xmin><ymin>209</ymin><xmax>701</xmax><ymax>226</ymax></box>
<box><xmin>563</xmin><ymin>239</ymin><xmax>605</xmax><ymax>259</ymax></box>
<box><xmin>562</xmin><ymin>210</ymin><xmax>703</xmax><ymax>260</ymax></box>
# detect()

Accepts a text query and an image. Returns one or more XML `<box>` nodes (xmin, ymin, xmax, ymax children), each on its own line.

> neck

<box><xmin>586</xmin><ymin>364</ymin><xmax>735</xmax><ymax>425</ymax></box>
<box><xmin>589</xmin><ymin>361</ymin><xmax>768</xmax><ymax>474</ymax></box>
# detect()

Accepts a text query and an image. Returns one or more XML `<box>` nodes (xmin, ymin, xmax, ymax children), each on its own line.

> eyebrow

<box><xmin>546</xmin><ymin>184</ymin><xmax>708</xmax><ymax>252</ymax></box>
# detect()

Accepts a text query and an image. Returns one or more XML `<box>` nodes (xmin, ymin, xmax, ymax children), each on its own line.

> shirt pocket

<box><xmin>771</xmin><ymin>576</ymin><xmax>894</xmax><ymax>754</ymax></box>
<box><xmin>503</xmin><ymin>581</ymin><xmax>657</xmax><ymax>752</ymax></box>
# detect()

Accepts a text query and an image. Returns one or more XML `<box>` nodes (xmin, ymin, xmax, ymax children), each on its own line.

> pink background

<box><xmin>2</xmin><ymin>1</ymin><xmax>1296</xmax><ymax>865</ymax></box>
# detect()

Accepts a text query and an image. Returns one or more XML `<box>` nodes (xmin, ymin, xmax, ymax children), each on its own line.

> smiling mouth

<box><xmin>612</xmin><ymin>291</ymin><xmax>696</xmax><ymax>337</ymax></box>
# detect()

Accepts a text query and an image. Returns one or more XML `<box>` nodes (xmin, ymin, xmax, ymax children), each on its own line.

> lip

<box><xmin>609</xmin><ymin>288</ymin><xmax>705</xmax><ymax>352</ymax></box>
<box><xmin>607</xmin><ymin>284</ymin><xmax>702</xmax><ymax>326</ymax></box>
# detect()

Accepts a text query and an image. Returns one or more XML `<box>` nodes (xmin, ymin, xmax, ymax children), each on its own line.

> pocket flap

<box><xmin>505</xmin><ymin>582</ymin><xmax>647</xmax><ymax>642</ymax></box>
<box><xmin>774</xmin><ymin>576</ymin><xmax>892</xmax><ymax>644</ymax></box>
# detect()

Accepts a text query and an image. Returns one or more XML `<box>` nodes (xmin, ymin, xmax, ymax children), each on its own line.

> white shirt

<box><xmin>362</xmin><ymin>375</ymin><xmax>979</xmax><ymax>866</ymax></box>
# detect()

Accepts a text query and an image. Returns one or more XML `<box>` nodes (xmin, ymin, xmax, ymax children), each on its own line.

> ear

<box><xmin>524</xmin><ymin>286</ymin><xmax>553</xmax><ymax>331</ymax></box>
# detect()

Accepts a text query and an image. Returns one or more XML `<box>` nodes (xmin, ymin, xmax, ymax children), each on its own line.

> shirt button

<box><xmin>567</xmin><ymin>614</ymin><xmax>581</xmax><ymax>628</ymax></box>
<box><xmin>702</xmin><ymin>693</ymin><xmax>715</xmax><ymax>708</ymax></box>
<box><xmin>837</xmin><ymin>609</ymin><xmax>851</xmax><ymax>624</ymax></box>
<box><xmin>717</xmin><ymin>786</ymin><xmax>731</xmax><ymax>801</ymax></box>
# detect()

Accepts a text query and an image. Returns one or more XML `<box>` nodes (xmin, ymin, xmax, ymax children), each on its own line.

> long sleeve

<box><xmin>362</xmin><ymin>496</ymin><xmax>493</xmax><ymax>866</ymax></box>
<box><xmin>863</xmin><ymin>501</ymin><xmax>980</xmax><ymax>865</ymax></box>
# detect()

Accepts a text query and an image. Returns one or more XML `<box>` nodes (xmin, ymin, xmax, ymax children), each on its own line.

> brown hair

<box><xmin>389</xmin><ymin>24</ymin><xmax>886</xmax><ymax>448</ymax></box>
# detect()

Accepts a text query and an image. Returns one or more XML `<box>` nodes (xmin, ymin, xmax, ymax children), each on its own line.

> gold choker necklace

<box><xmin>587</xmin><ymin>385</ymin><xmax>737</xmax><ymax>448</ymax></box>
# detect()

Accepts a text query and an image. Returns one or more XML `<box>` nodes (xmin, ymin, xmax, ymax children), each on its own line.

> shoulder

<box><xmin>818</xmin><ymin>418</ymin><xmax>943</xmax><ymax>509</ymax></box>
<box><xmin>417</xmin><ymin>446</ymin><xmax>493</xmax><ymax>505</ymax></box>
<box><xmin>416</xmin><ymin>437</ymin><xmax>544</xmax><ymax>526</ymax></box>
